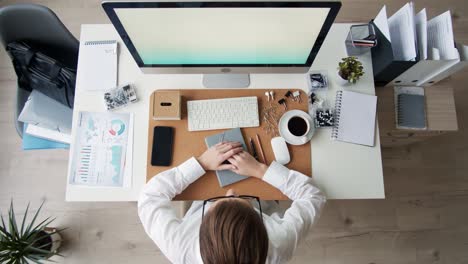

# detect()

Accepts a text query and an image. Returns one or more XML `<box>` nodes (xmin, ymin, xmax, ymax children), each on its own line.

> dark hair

<box><xmin>199</xmin><ymin>199</ymin><xmax>269</xmax><ymax>264</ymax></box>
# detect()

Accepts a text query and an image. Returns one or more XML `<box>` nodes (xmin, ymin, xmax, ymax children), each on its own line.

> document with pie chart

<box><xmin>70</xmin><ymin>111</ymin><xmax>133</xmax><ymax>187</ymax></box>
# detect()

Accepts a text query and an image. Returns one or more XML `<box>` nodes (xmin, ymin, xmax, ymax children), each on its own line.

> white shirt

<box><xmin>138</xmin><ymin>157</ymin><xmax>326</xmax><ymax>264</ymax></box>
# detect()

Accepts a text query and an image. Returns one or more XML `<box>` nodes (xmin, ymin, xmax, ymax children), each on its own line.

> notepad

<box><xmin>78</xmin><ymin>40</ymin><xmax>118</xmax><ymax>91</ymax></box>
<box><xmin>394</xmin><ymin>86</ymin><xmax>426</xmax><ymax>130</ymax></box>
<box><xmin>205</xmin><ymin>128</ymin><xmax>248</xmax><ymax>187</ymax></box>
<box><xmin>332</xmin><ymin>91</ymin><xmax>377</xmax><ymax>147</ymax></box>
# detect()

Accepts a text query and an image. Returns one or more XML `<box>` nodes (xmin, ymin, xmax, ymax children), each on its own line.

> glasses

<box><xmin>202</xmin><ymin>195</ymin><xmax>263</xmax><ymax>222</ymax></box>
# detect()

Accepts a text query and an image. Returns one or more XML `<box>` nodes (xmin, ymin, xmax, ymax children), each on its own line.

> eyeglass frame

<box><xmin>201</xmin><ymin>195</ymin><xmax>263</xmax><ymax>222</ymax></box>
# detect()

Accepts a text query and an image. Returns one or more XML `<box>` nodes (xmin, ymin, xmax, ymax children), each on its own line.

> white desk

<box><xmin>66</xmin><ymin>23</ymin><xmax>384</xmax><ymax>201</ymax></box>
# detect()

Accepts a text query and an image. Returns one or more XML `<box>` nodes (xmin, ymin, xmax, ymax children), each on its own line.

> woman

<box><xmin>138</xmin><ymin>141</ymin><xmax>326</xmax><ymax>263</ymax></box>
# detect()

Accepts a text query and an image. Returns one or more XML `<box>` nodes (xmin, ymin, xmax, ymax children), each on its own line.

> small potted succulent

<box><xmin>337</xmin><ymin>56</ymin><xmax>364</xmax><ymax>85</ymax></box>
<box><xmin>0</xmin><ymin>201</ymin><xmax>64</xmax><ymax>263</ymax></box>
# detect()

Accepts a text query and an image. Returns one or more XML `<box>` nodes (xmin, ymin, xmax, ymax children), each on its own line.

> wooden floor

<box><xmin>1</xmin><ymin>0</ymin><xmax>467</xmax><ymax>263</ymax></box>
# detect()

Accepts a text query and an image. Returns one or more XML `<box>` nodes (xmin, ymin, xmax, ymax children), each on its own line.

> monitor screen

<box><xmin>103</xmin><ymin>2</ymin><xmax>341</xmax><ymax>68</ymax></box>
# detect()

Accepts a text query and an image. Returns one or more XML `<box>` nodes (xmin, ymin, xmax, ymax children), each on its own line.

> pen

<box><xmin>255</xmin><ymin>134</ymin><xmax>266</xmax><ymax>164</ymax></box>
<box><xmin>249</xmin><ymin>138</ymin><xmax>259</xmax><ymax>161</ymax></box>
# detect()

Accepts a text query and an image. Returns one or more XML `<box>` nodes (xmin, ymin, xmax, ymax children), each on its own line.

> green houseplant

<box><xmin>0</xmin><ymin>201</ymin><xmax>63</xmax><ymax>264</ymax></box>
<box><xmin>337</xmin><ymin>56</ymin><xmax>365</xmax><ymax>84</ymax></box>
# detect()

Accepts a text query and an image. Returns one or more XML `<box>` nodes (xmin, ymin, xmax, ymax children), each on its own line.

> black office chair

<box><xmin>0</xmin><ymin>4</ymin><xmax>79</xmax><ymax>138</ymax></box>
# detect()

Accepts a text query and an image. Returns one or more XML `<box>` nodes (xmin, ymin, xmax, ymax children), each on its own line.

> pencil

<box><xmin>249</xmin><ymin>138</ymin><xmax>259</xmax><ymax>161</ymax></box>
<box><xmin>255</xmin><ymin>134</ymin><xmax>267</xmax><ymax>164</ymax></box>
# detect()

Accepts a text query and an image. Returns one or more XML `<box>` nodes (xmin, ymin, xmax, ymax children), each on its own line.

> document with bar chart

<box><xmin>70</xmin><ymin>111</ymin><xmax>133</xmax><ymax>187</ymax></box>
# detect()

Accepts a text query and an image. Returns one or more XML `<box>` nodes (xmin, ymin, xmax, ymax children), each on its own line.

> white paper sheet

<box><xmin>427</xmin><ymin>11</ymin><xmax>458</xmax><ymax>60</ymax></box>
<box><xmin>415</xmin><ymin>9</ymin><xmax>428</xmax><ymax>60</ymax></box>
<box><xmin>388</xmin><ymin>2</ymin><xmax>417</xmax><ymax>61</ymax></box>
<box><xmin>374</xmin><ymin>5</ymin><xmax>391</xmax><ymax>41</ymax></box>
<box><xmin>70</xmin><ymin>112</ymin><xmax>133</xmax><ymax>188</ymax></box>
<box><xmin>26</xmin><ymin>124</ymin><xmax>72</xmax><ymax>144</ymax></box>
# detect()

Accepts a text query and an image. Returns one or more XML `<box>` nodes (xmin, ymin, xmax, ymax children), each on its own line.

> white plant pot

<box><xmin>336</xmin><ymin>71</ymin><xmax>350</xmax><ymax>86</ymax></box>
<box><xmin>43</xmin><ymin>227</ymin><xmax>62</xmax><ymax>254</ymax></box>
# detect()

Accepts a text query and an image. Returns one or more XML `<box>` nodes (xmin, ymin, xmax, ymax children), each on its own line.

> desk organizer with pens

<box><xmin>345</xmin><ymin>23</ymin><xmax>377</xmax><ymax>56</ymax></box>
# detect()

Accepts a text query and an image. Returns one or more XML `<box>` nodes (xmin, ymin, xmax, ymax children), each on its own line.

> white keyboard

<box><xmin>187</xmin><ymin>96</ymin><xmax>259</xmax><ymax>131</ymax></box>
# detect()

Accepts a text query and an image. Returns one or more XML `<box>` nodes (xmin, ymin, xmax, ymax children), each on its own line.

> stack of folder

<box><xmin>18</xmin><ymin>90</ymin><xmax>72</xmax><ymax>150</ymax></box>
<box><xmin>370</xmin><ymin>2</ymin><xmax>467</xmax><ymax>86</ymax></box>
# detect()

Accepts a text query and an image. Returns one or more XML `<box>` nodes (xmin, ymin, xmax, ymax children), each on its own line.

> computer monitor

<box><xmin>102</xmin><ymin>1</ymin><xmax>341</xmax><ymax>87</ymax></box>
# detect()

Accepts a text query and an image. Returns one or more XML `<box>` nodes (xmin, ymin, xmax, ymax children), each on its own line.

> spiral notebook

<box><xmin>332</xmin><ymin>90</ymin><xmax>377</xmax><ymax>147</ymax></box>
<box><xmin>395</xmin><ymin>86</ymin><xmax>427</xmax><ymax>130</ymax></box>
<box><xmin>79</xmin><ymin>40</ymin><xmax>118</xmax><ymax>91</ymax></box>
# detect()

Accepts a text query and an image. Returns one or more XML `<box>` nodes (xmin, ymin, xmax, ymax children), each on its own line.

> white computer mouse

<box><xmin>271</xmin><ymin>137</ymin><xmax>290</xmax><ymax>165</ymax></box>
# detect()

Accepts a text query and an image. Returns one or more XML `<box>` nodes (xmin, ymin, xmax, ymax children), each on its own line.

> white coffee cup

<box><xmin>286</xmin><ymin>115</ymin><xmax>310</xmax><ymax>139</ymax></box>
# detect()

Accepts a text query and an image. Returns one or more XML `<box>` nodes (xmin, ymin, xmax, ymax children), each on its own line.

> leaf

<box><xmin>35</xmin><ymin>241</ymin><xmax>52</xmax><ymax>250</ymax></box>
<box><xmin>27</xmin><ymin>246</ymin><xmax>54</xmax><ymax>256</ymax></box>
<box><xmin>1</xmin><ymin>208</ymin><xmax>7</xmax><ymax>228</ymax></box>
<box><xmin>25</xmin><ymin>256</ymin><xmax>44</xmax><ymax>264</ymax></box>
<box><xmin>0</xmin><ymin>223</ymin><xmax>14</xmax><ymax>240</ymax></box>
<box><xmin>27</xmin><ymin>253</ymin><xmax>48</xmax><ymax>262</ymax></box>
<box><xmin>24</xmin><ymin>201</ymin><xmax>44</xmax><ymax>237</ymax></box>
<box><xmin>8</xmin><ymin>201</ymin><xmax>20</xmax><ymax>240</ymax></box>
<box><xmin>26</xmin><ymin>217</ymin><xmax>56</xmax><ymax>240</ymax></box>
<box><xmin>35</xmin><ymin>218</ymin><xmax>55</xmax><ymax>232</ymax></box>
<box><xmin>42</xmin><ymin>255</ymin><xmax>60</xmax><ymax>263</ymax></box>
<box><xmin>20</xmin><ymin>203</ymin><xmax>30</xmax><ymax>237</ymax></box>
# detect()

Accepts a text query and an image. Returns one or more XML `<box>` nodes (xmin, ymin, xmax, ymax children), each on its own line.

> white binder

<box><xmin>384</xmin><ymin>9</ymin><xmax>467</xmax><ymax>87</ymax></box>
<box><xmin>418</xmin><ymin>43</ymin><xmax>468</xmax><ymax>86</ymax></box>
<box><xmin>386</xmin><ymin>43</ymin><xmax>468</xmax><ymax>87</ymax></box>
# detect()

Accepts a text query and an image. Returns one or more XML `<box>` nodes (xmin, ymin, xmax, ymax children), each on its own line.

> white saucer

<box><xmin>278</xmin><ymin>110</ymin><xmax>315</xmax><ymax>145</ymax></box>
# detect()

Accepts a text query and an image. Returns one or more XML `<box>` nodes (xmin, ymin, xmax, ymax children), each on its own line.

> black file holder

<box><xmin>370</xmin><ymin>20</ymin><xmax>420</xmax><ymax>86</ymax></box>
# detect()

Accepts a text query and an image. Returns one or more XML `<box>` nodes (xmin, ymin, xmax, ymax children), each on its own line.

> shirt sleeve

<box><xmin>137</xmin><ymin>157</ymin><xmax>205</xmax><ymax>262</ymax></box>
<box><xmin>262</xmin><ymin>161</ymin><xmax>326</xmax><ymax>260</ymax></box>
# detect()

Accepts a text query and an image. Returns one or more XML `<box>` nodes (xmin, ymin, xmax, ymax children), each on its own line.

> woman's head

<box><xmin>199</xmin><ymin>190</ymin><xmax>269</xmax><ymax>264</ymax></box>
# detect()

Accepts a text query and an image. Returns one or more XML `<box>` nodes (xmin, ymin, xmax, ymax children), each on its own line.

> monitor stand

<box><xmin>202</xmin><ymin>74</ymin><xmax>250</xmax><ymax>88</ymax></box>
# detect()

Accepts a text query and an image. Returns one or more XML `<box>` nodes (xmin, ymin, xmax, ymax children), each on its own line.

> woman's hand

<box><xmin>197</xmin><ymin>141</ymin><xmax>243</xmax><ymax>171</ymax></box>
<box><xmin>228</xmin><ymin>151</ymin><xmax>268</xmax><ymax>179</ymax></box>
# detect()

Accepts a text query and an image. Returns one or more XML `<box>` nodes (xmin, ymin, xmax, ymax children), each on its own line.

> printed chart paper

<box><xmin>70</xmin><ymin>111</ymin><xmax>132</xmax><ymax>187</ymax></box>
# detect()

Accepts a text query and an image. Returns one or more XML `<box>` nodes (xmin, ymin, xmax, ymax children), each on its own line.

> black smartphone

<box><xmin>151</xmin><ymin>126</ymin><xmax>174</xmax><ymax>166</ymax></box>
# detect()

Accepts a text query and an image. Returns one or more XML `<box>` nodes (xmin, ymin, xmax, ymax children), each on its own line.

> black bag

<box><xmin>6</xmin><ymin>42</ymin><xmax>76</xmax><ymax>108</ymax></box>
